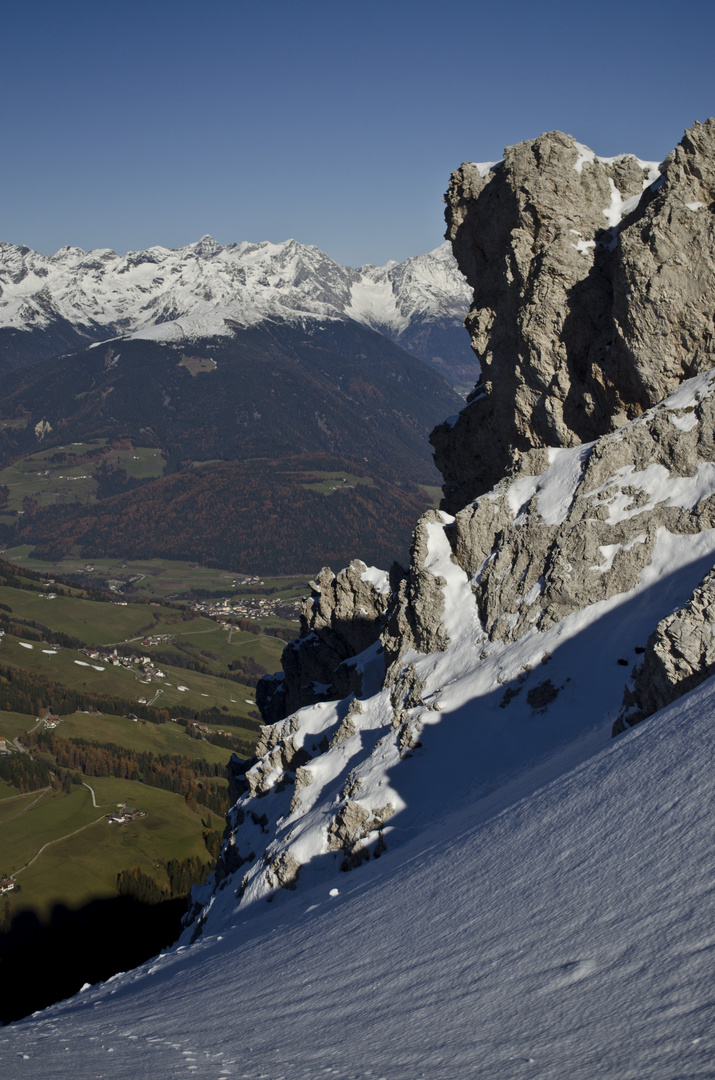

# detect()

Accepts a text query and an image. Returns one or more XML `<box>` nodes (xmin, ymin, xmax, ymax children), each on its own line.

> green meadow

<box><xmin>0</xmin><ymin>440</ymin><xmax>165</xmax><ymax>516</ymax></box>
<box><xmin>0</xmin><ymin>586</ymin><xmax>200</xmax><ymax>645</ymax></box>
<box><xmin>56</xmin><ymin>711</ymin><xmax>235</xmax><ymax>766</ymax></box>
<box><xmin>0</xmin><ymin>550</ymin><xmax>301</xmax><ymax>924</ymax></box>
<box><xmin>2</xmin><ymin>550</ymin><xmax>309</xmax><ymax>604</ymax></box>
<box><xmin>1</xmin><ymin>780</ymin><xmax>223</xmax><ymax>919</ymax></box>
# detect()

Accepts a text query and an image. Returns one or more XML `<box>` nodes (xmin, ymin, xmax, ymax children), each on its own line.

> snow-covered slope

<box><xmin>345</xmin><ymin>242</ymin><xmax>471</xmax><ymax>333</ymax></box>
<box><xmin>2</xmin><ymin>660</ymin><xmax>714</xmax><ymax>1078</ymax></box>
<box><xmin>184</xmin><ymin>368</ymin><xmax>715</xmax><ymax>921</ymax></box>
<box><xmin>0</xmin><ymin>237</ymin><xmax>471</xmax><ymax>345</ymax></box>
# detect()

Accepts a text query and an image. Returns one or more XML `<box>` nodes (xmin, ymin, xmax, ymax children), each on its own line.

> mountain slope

<box><xmin>15</xmin><ymin>457</ymin><xmax>431</xmax><ymax>573</ymax></box>
<box><xmin>3</xmin><ymin>123</ymin><xmax>715</xmax><ymax>1080</ymax></box>
<box><xmin>185</xmin><ymin>362</ymin><xmax>715</xmax><ymax>923</ymax></box>
<box><xmin>0</xmin><ymin>322</ymin><xmax>459</xmax><ymax>477</ymax></box>
<box><xmin>0</xmin><ymin>322</ymin><xmax>462</xmax><ymax>570</ymax></box>
<box><xmin>0</xmin><ymin>238</ymin><xmax>469</xmax><ymax>570</ymax></box>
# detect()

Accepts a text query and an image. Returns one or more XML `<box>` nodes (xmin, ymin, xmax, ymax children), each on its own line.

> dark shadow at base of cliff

<box><xmin>0</xmin><ymin>894</ymin><xmax>187</xmax><ymax>1026</ymax></box>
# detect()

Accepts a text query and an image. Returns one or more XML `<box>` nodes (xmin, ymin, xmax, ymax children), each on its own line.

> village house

<box><xmin>106</xmin><ymin>805</ymin><xmax>143</xmax><ymax>825</ymax></box>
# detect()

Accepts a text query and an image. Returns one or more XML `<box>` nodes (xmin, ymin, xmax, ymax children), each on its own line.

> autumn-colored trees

<box><xmin>17</xmin><ymin>456</ymin><xmax>430</xmax><ymax>573</ymax></box>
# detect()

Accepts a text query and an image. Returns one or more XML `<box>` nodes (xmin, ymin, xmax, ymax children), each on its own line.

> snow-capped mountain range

<box><xmin>0</xmin><ymin>235</ymin><xmax>472</xmax><ymax>351</ymax></box>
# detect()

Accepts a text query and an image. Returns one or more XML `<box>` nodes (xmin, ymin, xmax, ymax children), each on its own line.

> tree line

<box><xmin>23</xmin><ymin>730</ymin><xmax>232</xmax><ymax>814</ymax></box>
<box><xmin>116</xmin><ymin>852</ymin><xmax>216</xmax><ymax>905</ymax></box>
<box><xmin>0</xmin><ymin>753</ymin><xmax>50</xmax><ymax>792</ymax></box>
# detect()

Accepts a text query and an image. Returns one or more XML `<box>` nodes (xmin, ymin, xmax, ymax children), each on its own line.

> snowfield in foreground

<box><xmin>2</xmin><ymin>669</ymin><xmax>714</xmax><ymax>1078</ymax></box>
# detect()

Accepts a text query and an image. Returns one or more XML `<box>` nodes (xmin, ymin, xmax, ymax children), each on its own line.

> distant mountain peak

<box><xmin>192</xmin><ymin>235</ymin><xmax>222</xmax><ymax>258</ymax></box>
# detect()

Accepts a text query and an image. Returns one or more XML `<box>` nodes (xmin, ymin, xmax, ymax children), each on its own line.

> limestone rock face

<box><xmin>257</xmin><ymin>559</ymin><xmax>396</xmax><ymax>721</ymax></box>
<box><xmin>455</xmin><ymin>373</ymin><xmax>715</xmax><ymax>643</ymax></box>
<box><xmin>614</xmin><ymin>567</ymin><xmax>715</xmax><ymax>734</ymax></box>
<box><xmin>435</xmin><ymin>120</ymin><xmax>715</xmax><ymax>512</ymax></box>
<box><xmin>382</xmin><ymin>510</ymin><xmax>451</xmax><ymax>677</ymax></box>
<box><xmin>611</xmin><ymin>121</ymin><xmax>715</xmax><ymax>412</ymax></box>
<box><xmin>185</xmin><ymin>122</ymin><xmax>715</xmax><ymax>938</ymax></box>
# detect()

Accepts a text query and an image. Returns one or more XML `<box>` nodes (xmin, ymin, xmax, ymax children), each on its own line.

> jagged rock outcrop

<box><xmin>257</xmin><ymin>559</ymin><xmax>397</xmax><ymax>721</ymax></box>
<box><xmin>614</xmin><ymin>566</ymin><xmax>715</xmax><ymax>734</ymax></box>
<box><xmin>454</xmin><ymin>371</ymin><xmax>715</xmax><ymax>643</ymax></box>
<box><xmin>260</xmin><ymin>120</ymin><xmax>715</xmax><ymax>722</ymax></box>
<box><xmin>382</xmin><ymin>510</ymin><xmax>451</xmax><ymax>677</ymax></box>
<box><xmin>326</xmin><ymin>799</ymin><xmax>394</xmax><ymax>870</ymax></box>
<box><xmin>186</xmin><ymin>122</ymin><xmax>715</xmax><ymax>936</ymax></box>
<box><xmin>434</xmin><ymin>120</ymin><xmax>715</xmax><ymax>512</ymax></box>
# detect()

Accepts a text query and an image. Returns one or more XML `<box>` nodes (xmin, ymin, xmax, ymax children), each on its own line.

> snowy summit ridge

<box><xmin>0</xmin><ymin>236</ymin><xmax>471</xmax><ymax>345</ymax></box>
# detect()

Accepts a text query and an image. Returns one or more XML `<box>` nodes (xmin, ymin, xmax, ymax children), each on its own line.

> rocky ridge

<box><xmin>257</xmin><ymin>560</ymin><xmax>398</xmax><ymax>722</ymax></box>
<box><xmin>184</xmin><ymin>120</ymin><xmax>715</xmax><ymax>937</ymax></box>
<box><xmin>432</xmin><ymin>120</ymin><xmax>715</xmax><ymax>510</ymax></box>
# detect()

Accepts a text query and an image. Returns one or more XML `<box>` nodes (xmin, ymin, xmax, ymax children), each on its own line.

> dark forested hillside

<box><xmin>0</xmin><ymin>321</ymin><xmax>456</xmax><ymax>572</ymax></box>
<box><xmin>14</xmin><ymin>456</ymin><xmax>429</xmax><ymax>573</ymax></box>
<box><xmin>0</xmin><ymin>323</ymin><xmax>460</xmax><ymax>480</ymax></box>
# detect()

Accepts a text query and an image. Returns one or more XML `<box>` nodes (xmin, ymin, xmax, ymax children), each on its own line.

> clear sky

<box><xmin>3</xmin><ymin>0</ymin><xmax>713</xmax><ymax>267</ymax></box>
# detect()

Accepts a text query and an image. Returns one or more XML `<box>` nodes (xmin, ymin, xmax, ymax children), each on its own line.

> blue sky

<box><xmin>3</xmin><ymin>0</ymin><xmax>713</xmax><ymax>266</ymax></box>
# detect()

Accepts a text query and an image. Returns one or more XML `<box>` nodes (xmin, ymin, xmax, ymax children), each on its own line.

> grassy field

<box><xmin>0</xmin><ymin>553</ymin><xmax>293</xmax><ymax>929</ymax></box>
<box><xmin>1</xmin><ymin>785</ymin><xmax>106</xmax><ymax>879</ymax></box>
<box><xmin>292</xmin><ymin>469</ymin><xmax>375</xmax><ymax>495</ymax></box>
<box><xmin>0</xmin><ymin>782</ymin><xmax>41</xmax><ymax>809</ymax></box>
<box><xmin>56</xmin><ymin>711</ymin><xmax>237</xmax><ymax>766</ymax></box>
<box><xmin>122</xmin><ymin>447</ymin><xmax>166</xmax><ymax>480</ymax></box>
<box><xmin>1</xmin><ymin>550</ymin><xmax>310</xmax><ymax>603</ymax></box>
<box><xmin>0</xmin><ymin>557</ymin><xmax>290</xmax><ymax>717</ymax></box>
<box><xmin>0</xmin><ymin>711</ymin><xmax>36</xmax><ymax>741</ymax></box>
<box><xmin>0</xmin><ymin>448</ymin><xmax>98</xmax><ymax>512</ymax></box>
<box><xmin>1</xmin><ymin>780</ymin><xmax>221</xmax><ymax>919</ymax></box>
<box><xmin>0</xmin><ymin>440</ymin><xmax>166</xmax><ymax>517</ymax></box>
<box><xmin>0</xmin><ymin>699</ymin><xmax>237</xmax><ymax>919</ymax></box>
<box><xmin>286</xmin><ymin>469</ymin><xmax>441</xmax><ymax>509</ymax></box>
<box><xmin>181</xmin><ymin>624</ymin><xmax>284</xmax><ymax>672</ymax></box>
<box><xmin>0</xmin><ymin>585</ymin><xmax>202</xmax><ymax>644</ymax></box>
<box><xmin>0</xmin><ymin>785</ymin><xmax>51</xmax><ymax>820</ymax></box>
<box><xmin>0</xmin><ymin>631</ymin><xmax>265</xmax><ymax>725</ymax></box>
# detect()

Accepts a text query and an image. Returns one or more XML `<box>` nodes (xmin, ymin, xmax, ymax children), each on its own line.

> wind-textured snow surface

<box><xmin>0</xmin><ymin>237</ymin><xmax>471</xmax><ymax>344</ymax></box>
<box><xmin>2</xmin><ymin>677</ymin><xmax>714</xmax><ymax>1079</ymax></box>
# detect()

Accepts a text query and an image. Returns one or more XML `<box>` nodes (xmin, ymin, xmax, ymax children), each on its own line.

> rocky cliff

<box><xmin>257</xmin><ymin>559</ymin><xmax>399</xmax><ymax>722</ymax></box>
<box><xmin>433</xmin><ymin>120</ymin><xmax>715</xmax><ymax>511</ymax></box>
<box><xmin>186</xmin><ymin>120</ymin><xmax>715</xmax><ymax>936</ymax></box>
